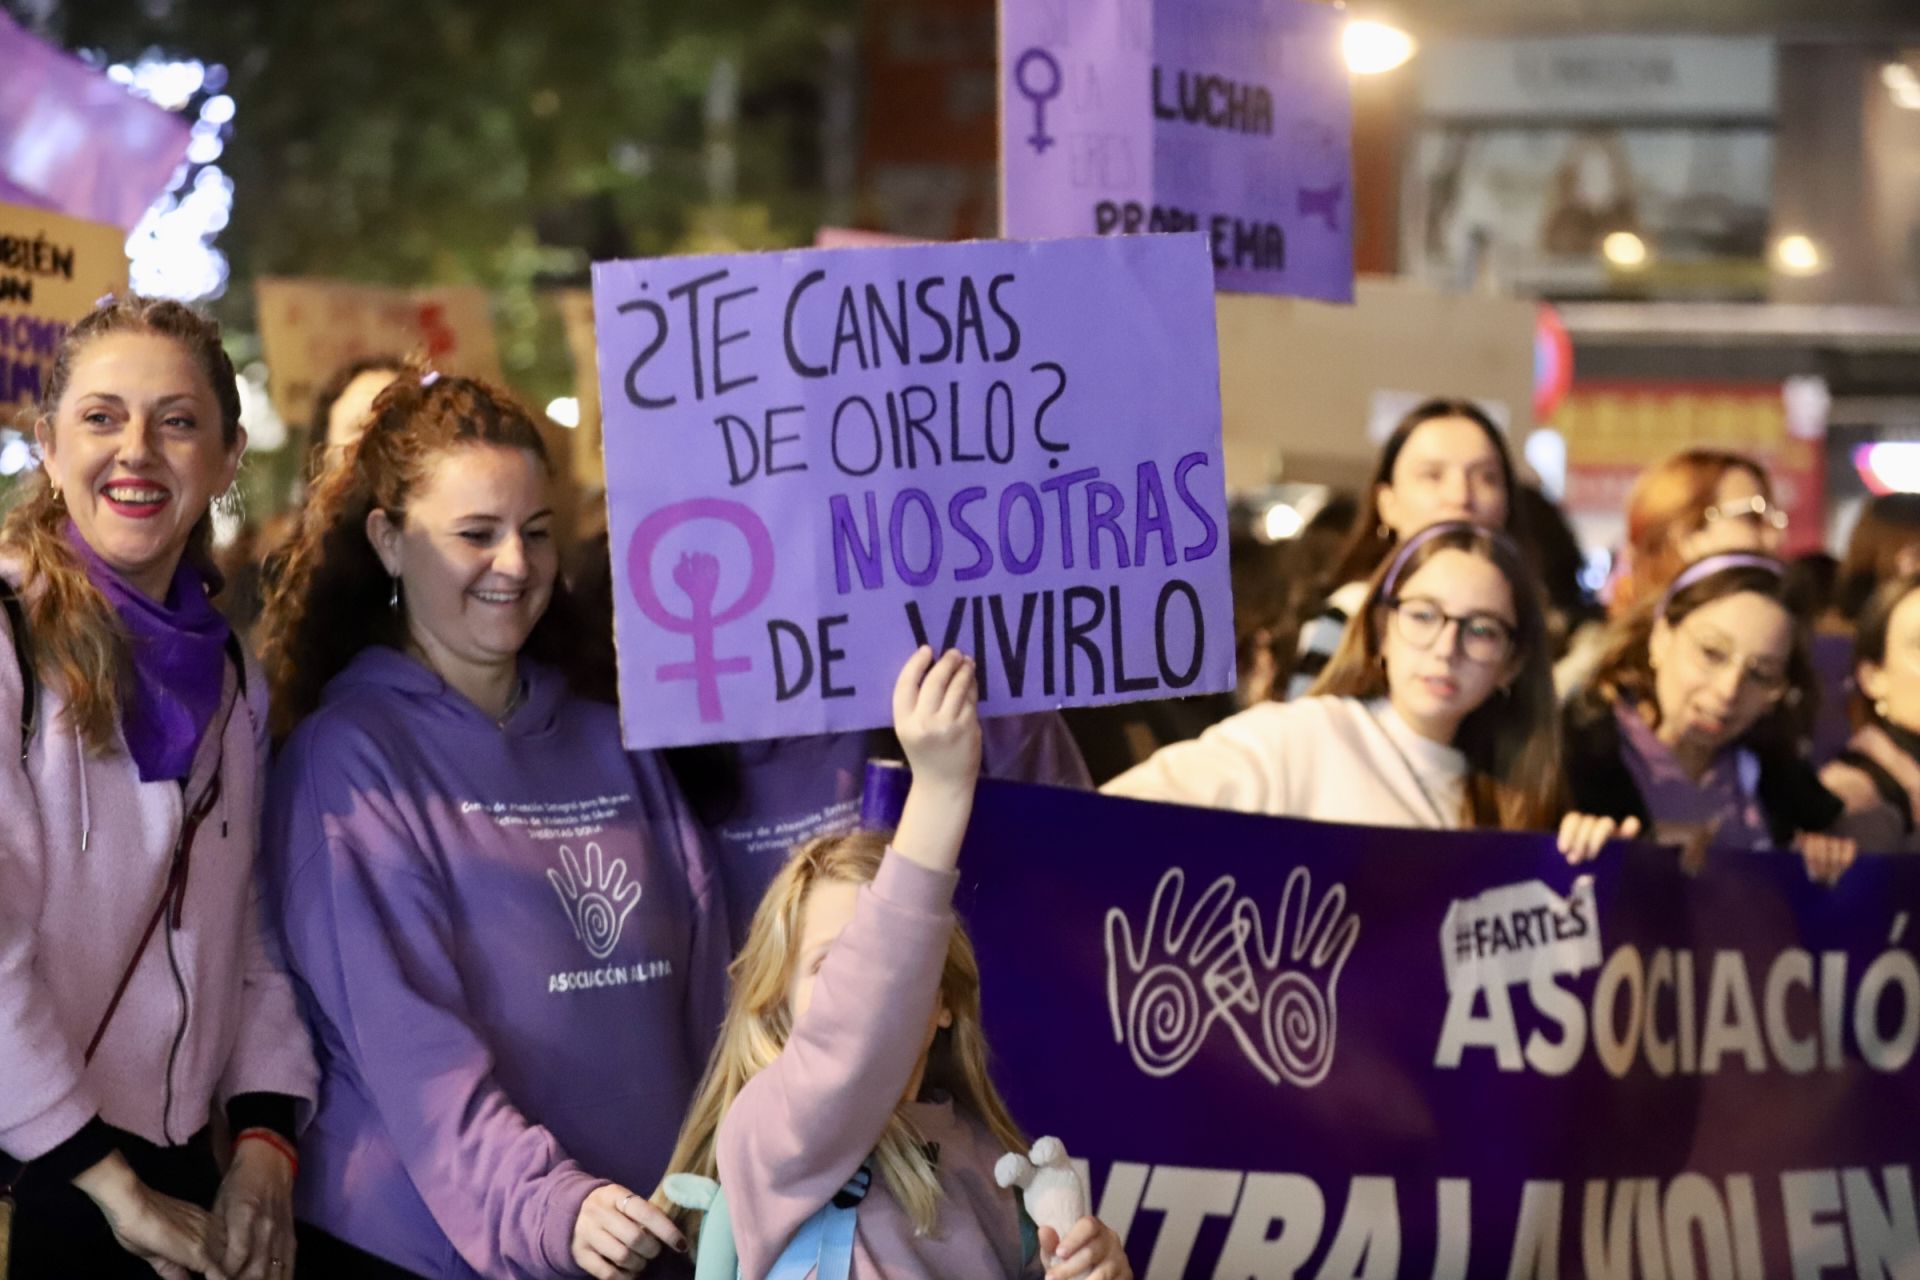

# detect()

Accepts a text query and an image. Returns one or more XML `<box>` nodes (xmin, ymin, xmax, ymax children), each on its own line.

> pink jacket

<box><xmin>0</xmin><ymin>559</ymin><xmax>316</xmax><ymax>1163</ymax></box>
<box><xmin>717</xmin><ymin>852</ymin><xmax>1032</xmax><ymax>1280</ymax></box>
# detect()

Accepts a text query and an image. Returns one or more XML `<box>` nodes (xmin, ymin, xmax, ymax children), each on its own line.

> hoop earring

<box><xmin>389</xmin><ymin>576</ymin><xmax>401</xmax><ymax>611</ymax></box>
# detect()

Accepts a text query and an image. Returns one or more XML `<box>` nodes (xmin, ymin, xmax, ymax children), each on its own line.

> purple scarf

<box><xmin>67</xmin><ymin>524</ymin><xmax>231</xmax><ymax>783</ymax></box>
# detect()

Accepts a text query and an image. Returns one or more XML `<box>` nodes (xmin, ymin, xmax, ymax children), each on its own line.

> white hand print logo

<box><xmin>547</xmin><ymin>843</ymin><xmax>642</xmax><ymax>960</ymax></box>
<box><xmin>1105</xmin><ymin>866</ymin><xmax>1359</xmax><ymax>1088</ymax></box>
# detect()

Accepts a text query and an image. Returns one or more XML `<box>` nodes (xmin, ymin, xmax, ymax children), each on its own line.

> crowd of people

<box><xmin>0</xmin><ymin>295</ymin><xmax>1916</xmax><ymax>1279</ymax></box>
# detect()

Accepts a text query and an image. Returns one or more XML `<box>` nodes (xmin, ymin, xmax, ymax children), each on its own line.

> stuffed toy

<box><xmin>994</xmin><ymin>1136</ymin><xmax>1089</xmax><ymax>1268</ymax></box>
<box><xmin>662</xmin><ymin>1173</ymin><xmax>738</xmax><ymax>1280</ymax></box>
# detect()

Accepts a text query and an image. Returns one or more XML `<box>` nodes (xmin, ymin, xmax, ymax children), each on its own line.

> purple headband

<box><xmin>1380</xmin><ymin>520</ymin><xmax>1517</xmax><ymax>597</ymax></box>
<box><xmin>1655</xmin><ymin>552</ymin><xmax>1784</xmax><ymax>617</ymax></box>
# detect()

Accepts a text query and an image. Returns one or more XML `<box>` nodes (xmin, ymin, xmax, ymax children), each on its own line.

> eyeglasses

<box><xmin>1702</xmin><ymin>495</ymin><xmax>1788</xmax><ymax>533</ymax></box>
<box><xmin>1382</xmin><ymin>597</ymin><xmax>1515</xmax><ymax>665</ymax></box>
<box><xmin>1676</xmin><ymin>626</ymin><xmax>1790</xmax><ymax>699</ymax></box>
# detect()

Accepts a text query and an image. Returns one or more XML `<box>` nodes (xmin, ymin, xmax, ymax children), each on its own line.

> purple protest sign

<box><xmin>952</xmin><ymin>779</ymin><xmax>1920</xmax><ymax>1276</ymax></box>
<box><xmin>592</xmin><ymin>234</ymin><xmax>1232</xmax><ymax>751</ymax></box>
<box><xmin>1002</xmin><ymin>0</ymin><xmax>1353</xmax><ymax>303</ymax></box>
<box><xmin>0</xmin><ymin>10</ymin><xmax>192</xmax><ymax>231</ymax></box>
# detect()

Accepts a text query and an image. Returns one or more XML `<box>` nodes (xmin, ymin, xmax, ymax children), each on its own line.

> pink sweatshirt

<box><xmin>0</xmin><ymin>560</ymin><xmax>317</xmax><ymax>1164</ymax></box>
<box><xmin>717</xmin><ymin>852</ymin><xmax>1032</xmax><ymax>1280</ymax></box>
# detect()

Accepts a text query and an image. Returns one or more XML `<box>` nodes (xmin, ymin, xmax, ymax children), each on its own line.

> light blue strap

<box><xmin>762</xmin><ymin>1167</ymin><xmax>867</xmax><ymax>1280</ymax></box>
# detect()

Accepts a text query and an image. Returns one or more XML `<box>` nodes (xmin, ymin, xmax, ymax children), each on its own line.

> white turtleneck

<box><xmin>1103</xmin><ymin>695</ymin><xmax>1469</xmax><ymax>830</ymax></box>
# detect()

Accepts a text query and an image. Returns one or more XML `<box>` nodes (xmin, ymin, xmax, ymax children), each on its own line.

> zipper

<box><xmin>161</xmin><ymin>918</ymin><xmax>188</xmax><ymax>1144</ymax></box>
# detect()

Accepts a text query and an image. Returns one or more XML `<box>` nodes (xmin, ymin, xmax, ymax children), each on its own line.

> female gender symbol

<box><xmin>1015</xmin><ymin>48</ymin><xmax>1063</xmax><ymax>156</ymax></box>
<box><xmin>627</xmin><ymin>498</ymin><xmax>776</xmax><ymax>723</ymax></box>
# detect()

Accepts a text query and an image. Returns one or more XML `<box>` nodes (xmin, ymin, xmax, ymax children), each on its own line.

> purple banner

<box><xmin>958</xmin><ymin>781</ymin><xmax>1920</xmax><ymax>1277</ymax></box>
<box><xmin>1001</xmin><ymin>0</ymin><xmax>1353</xmax><ymax>302</ymax></box>
<box><xmin>0</xmin><ymin>10</ymin><xmax>191</xmax><ymax>231</ymax></box>
<box><xmin>591</xmin><ymin>235</ymin><xmax>1232</xmax><ymax>750</ymax></box>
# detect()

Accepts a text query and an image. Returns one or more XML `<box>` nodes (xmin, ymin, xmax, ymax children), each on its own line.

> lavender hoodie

<box><xmin>265</xmin><ymin>648</ymin><xmax>727</xmax><ymax>1278</ymax></box>
<box><xmin>712</xmin><ymin>714</ymin><xmax>1090</xmax><ymax>941</ymax></box>
<box><xmin>0</xmin><ymin>560</ymin><xmax>317</xmax><ymax>1166</ymax></box>
<box><xmin>718</xmin><ymin>851</ymin><xmax>1033</xmax><ymax>1280</ymax></box>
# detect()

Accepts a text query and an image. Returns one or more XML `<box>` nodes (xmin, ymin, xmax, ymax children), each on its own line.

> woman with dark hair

<box><xmin>1822</xmin><ymin>572</ymin><xmax>1920</xmax><ymax>852</ymax></box>
<box><xmin>1563</xmin><ymin>553</ymin><xmax>1857</xmax><ymax>879</ymax></box>
<box><xmin>1832</xmin><ymin>494</ymin><xmax>1920</xmax><ymax>625</ymax></box>
<box><xmin>259</xmin><ymin>372</ymin><xmax>720</xmax><ymax>1277</ymax></box>
<box><xmin>1610</xmin><ymin>449</ymin><xmax>1784</xmax><ymax>619</ymax></box>
<box><xmin>300</xmin><ymin>354</ymin><xmax>408</xmax><ymax>490</ymax></box>
<box><xmin>1108</xmin><ymin>522</ymin><xmax>1626</xmax><ymax>857</ymax></box>
<box><xmin>0</xmin><ymin>296</ymin><xmax>316</xmax><ymax>1279</ymax></box>
<box><xmin>1285</xmin><ymin>399</ymin><xmax>1517</xmax><ymax>699</ymax></box>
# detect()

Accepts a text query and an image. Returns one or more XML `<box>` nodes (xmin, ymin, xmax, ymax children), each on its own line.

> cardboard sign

<box><xmin>593</xmin><ymin>234</ymin><xmax>1233</xmax><ymax>750</ymax></box>
<box><xmin>1001</xmin><ymin>0</ymin><xmax>1353</xmax><ymax>301</ymax></box>
<box><xmin>254</xmin><ymin>277</ymin><xmax>501</xmax><ymax>431</ymax></box>
<box><xmin>0</xmin><ymin>201</ymin><xmax>127</xmax><ymax>420</ymax></box>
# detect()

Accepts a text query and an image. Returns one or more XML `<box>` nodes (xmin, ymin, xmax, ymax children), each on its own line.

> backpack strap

<box><xmin>0</xmin><ymin>579</ymin><xmax>35</xmax><ymax>765</ymax></box>
<box><xmin>1836</xmin><ymin>748</ymin><xmax>1915</xmax><ymax>835</ymax></box>
<box><xmin>765</xmin><ymin>1165</ymin><xmax>870</xmax><ymax>1280</ymax></box>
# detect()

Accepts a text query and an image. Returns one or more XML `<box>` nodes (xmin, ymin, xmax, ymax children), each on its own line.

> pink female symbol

<box><xmin>627</xmin><ymin>498</ymin><xmax>776</xmax><ymax>722</ymax></box>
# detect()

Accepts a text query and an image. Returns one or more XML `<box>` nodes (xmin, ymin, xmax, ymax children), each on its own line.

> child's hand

<box><xmin>889</xmin><ymin>647</ymin><xmax>981</xmax><ymax>875</ymax></box>
<box><xmin>1041</xmin><ymin>1217</ymin><xmax>1132</xmax><ymax>1280</ymax></box>
<box><xmin>893</xmin><ymin>646</ymin><xmax>981</xmax><ymax>795</ymax></box>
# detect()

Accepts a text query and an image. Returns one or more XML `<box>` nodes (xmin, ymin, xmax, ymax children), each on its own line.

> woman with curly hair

<box><xmin>259</xmin><ymin>370</ymin><xmax>725</xmax><ymax>1278</ymax></box>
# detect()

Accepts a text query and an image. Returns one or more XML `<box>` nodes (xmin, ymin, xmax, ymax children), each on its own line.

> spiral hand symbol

<box><xmin>547</xmin><ymin>843</ymin><xmax>642</xmax><ymax>961</ymax></box>
<box><xmin>1104</xmin><ymin>869</ymin><xmax>1254</xmax><ymax>1078</ymax></box>
<box><xmin>1228</xmin><ymin>866</ymin><xmax>1359</xmax><ymax>1088</ymax></box>
<box><xmin>1104</xmin><ymin>866</ymin><xmax>1358</xmax><ymax>1088</ymax></box>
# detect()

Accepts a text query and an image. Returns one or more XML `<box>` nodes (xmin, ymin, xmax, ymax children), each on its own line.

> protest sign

<box><xmin>254</xmin><ymin>277</ymin><xmax>502</xmax><ymax>431</ymax></box>
<box><xmin>0</xmin><ymin>201</ymin><xmax>127</xmax><ymax>421</ymax></box>
<box><xmin>958</xmin><ymin>780</ymin><xmax>1920</xmax><ymax>1278</ymax></box>
<box><xmin>592</xmin><ymin>233</ymin><xmax>1232</xmax><ymax>750</ymax></box>
<box><xmin>1001</xmin><ymin>0</ymin><xmax>1352</xmax><ymax>301</ymax></box>
<box><xmin>0</xmin><ymin>9</ymin><xmax>192</xmax><ymax>231</ymax></box>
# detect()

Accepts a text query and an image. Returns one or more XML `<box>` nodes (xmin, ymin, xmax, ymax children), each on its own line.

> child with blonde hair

<box><xmin>659</xmin><ymin>647</ymin><xmax>1131</xmax><ymax>1279</ymax></box>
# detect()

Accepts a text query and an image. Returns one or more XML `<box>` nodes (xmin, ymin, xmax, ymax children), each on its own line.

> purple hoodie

<box><xmin>712</xmin><ymin>713</ymin><xmax>1090</xmax><ymax>941</ymax></box>
<box><xmin>265</xmin><ymin>648</ymin><xmax>727</xmax><ymax>1278</ymax></box>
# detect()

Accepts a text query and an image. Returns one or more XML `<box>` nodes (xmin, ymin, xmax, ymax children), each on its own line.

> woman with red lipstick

<box><xmin>1562</xmin><ymin>553</ymin><xmax>1859</xmax><ymax>880</ymax></box>
<box><xmin>1107</xmin><ymin>523</ymin><xmax>1623</xmax><ymax>857</ymax></box>
<box><xmin>0</xmin><ymin>297</ymin><xmax>317</xmax><ymax>1279</ymax></box>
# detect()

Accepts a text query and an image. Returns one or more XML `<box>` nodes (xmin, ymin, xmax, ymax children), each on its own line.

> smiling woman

<box><xmin>0</xmin><ymin>296</ymin><xmax>316</xmax><ymax>1280</ymax></box>
<box><xmin>255</xmin><ymin>372</ymin><xmax>728</xmax><ymax>1278</ymax></box>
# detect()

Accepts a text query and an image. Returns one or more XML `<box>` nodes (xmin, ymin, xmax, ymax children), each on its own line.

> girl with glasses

<box><xmin>1563</xmin><ymin>553</ymin><xmax>1860</xmax><ymax>879</ymax></box>
<box><xmin>1107</xmin><ymin>523</ymin><xmax>1624</xmax><ymax>857</ymax></box>
<box><xmin>1283</xmin><ymin>399</ymin><xmax>1519</xmax><ymax>699</ymax></box>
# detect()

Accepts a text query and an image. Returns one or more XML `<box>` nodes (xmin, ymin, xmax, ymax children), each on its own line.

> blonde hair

<box><xmin>657</xmin><ymin>829</ymin><xmax>1024</xmax><ymax>1238</ymax></box>
<box><xmin>0</xmin><ymin>297</ymin><xmax>242</xmax><ymax>752</ymax></box>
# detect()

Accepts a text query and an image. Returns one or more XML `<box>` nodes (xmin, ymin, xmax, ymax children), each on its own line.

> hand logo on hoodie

<box><xmin>548</xmin><ymin>843</ymin><xmax>642</xmax><ymax>960</ymax></box>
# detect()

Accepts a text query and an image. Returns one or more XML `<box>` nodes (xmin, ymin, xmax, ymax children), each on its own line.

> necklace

<box><xmin>1364</xmin><ymin>703</ymin><xmax>1455</xmax><ymax>829</ymax></box>
<box><xmin>495</xmin><ymin>679</ymin><xmax>526</xmax><ymax>727</ymax></box>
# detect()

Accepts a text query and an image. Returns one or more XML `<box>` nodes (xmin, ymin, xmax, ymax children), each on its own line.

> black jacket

<box><xmin>1562</xmin><ymin>700</ymin><xmax>1844</xmax><ymax>849</ymax></box>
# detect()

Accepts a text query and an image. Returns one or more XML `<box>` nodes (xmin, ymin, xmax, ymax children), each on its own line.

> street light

<box><xmin>1344</xmin><ymin>19</ymin><xmax>1416</xmax><ymax>76</ymax></box>
<box><xmin>1774</xmin><ymin>234</ymin><xmax>1824</xmax><ymax>276</ymax></box>
<box><xmin>1602</xmin><ymin>231</ymin><xmax>1650</xmax><ymax>270</ymax></box>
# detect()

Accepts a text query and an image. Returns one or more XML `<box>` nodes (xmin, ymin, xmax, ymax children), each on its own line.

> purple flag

<box><xmin>591</xmin><ymin>234</ymin><xmax>1234</xmax><ymax>750</ymax></box>
<box><xmin>0</xmin><ymin>10</ymin><xmax>192</xmax><ymax>230</ymax></box>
